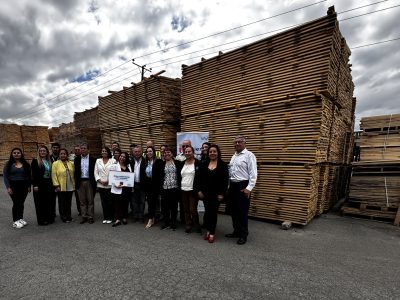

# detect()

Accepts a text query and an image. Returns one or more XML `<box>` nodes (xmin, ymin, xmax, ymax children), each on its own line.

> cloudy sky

<box><xmin>0</xmin><ymin>0</ymin><xmax>399</xmax><ymax>129</ymax></box>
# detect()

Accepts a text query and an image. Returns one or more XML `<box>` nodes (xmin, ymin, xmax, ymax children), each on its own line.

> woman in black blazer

<box><xmin>31</xmin><ymin>145</ymin><xmax>55</xmax><ymax>225</ymax></box>
<box><xmin>153</xmin><ymin>146</ymin><xmax>182</xmax><ymax>230</ymax></box>
<box><xmin>196</xmin><ymin>144</ymin><xmax>229</xmax><ymax>243</ymax></box>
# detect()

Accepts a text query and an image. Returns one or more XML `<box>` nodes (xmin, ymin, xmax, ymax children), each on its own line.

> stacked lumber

<box><xmin>0</xmin><ymin>124</ymin><xmax>50</xmax><ymax>174</ymax></box>
<box><xmin>98</xmin><ymin>75</ymin><xmax>181</xmax><ymax>151</ymax></box>
<box><xmin>343</xmin><ymin>114</ymin><xmax>400</xmax><ymax>225</ymax></box>
<box><xmin>48</xmin><ymin>127</ymin><xmax>60</xmax><ymax>143</ymax></box>
<box><xmin>181</xmin><ymin>7</ymin><xmax>355</xmax><ymax>225</ymax></box>
<box><xmin>52</xmin><ymin>120</ymin><xmax>102</xmax><ymax>157</ymax></box>
<box><xmin>74</xmin><ymin>107</ymin><xmax>99</xmax><ymax>129</ymax></box>
<box><xmin>343</xmin><ymin>161</ymin><xmax>400</xmax><ymax>225</ymax></box>
<box><xmin>359</xmin><ymin>114</ymin><xmax>400</xmax><ymax>161</ymax></box>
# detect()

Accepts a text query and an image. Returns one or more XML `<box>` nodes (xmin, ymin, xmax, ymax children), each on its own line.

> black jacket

<box><xmin>130</xmin><ymin>156</ymin><xmax>146</xmax><ymax>188</ymax></box>
<box><xmin>153</xmin><ymin>159</ymin><xmax>183</xmax><ymax>193</ymax></box>
<box><xmin>31</xmin><ymin>159</ymin><xmax>51</xmax><ymax>187</ymax></box>
<box><xmin>195</xmin><ymin>159</ymin><xmax>229</xmax><ymax>198</ymax></box>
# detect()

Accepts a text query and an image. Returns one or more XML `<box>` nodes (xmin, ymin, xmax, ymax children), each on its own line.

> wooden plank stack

<box><xmin>343</xmin><ymin>114</ymin><xmax>400</xmax><ymax>224</ymax></box>
<box><xmin>98</xmin><ymin>74</ymin><xmax>181</xmax><ymax>151</ymax></box>
<box><xmin>181</xmin><ymin>7</ymin><xmax>355</xmax><ymax>225</ymax></box>
<box><xmin>52</xmin><ymin>113</ymin><xmax>103</xmax><ymax>157</ymax></box>
<box><xmin>0</xmin><ymin>124</ymin><xmax>50</xmax><ymax>174</ymax></box>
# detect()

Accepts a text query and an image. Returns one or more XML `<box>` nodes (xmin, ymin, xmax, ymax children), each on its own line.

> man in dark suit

<box><xmin>74</xmin><ymin>143</ymin><xmax>96</xmax><ymax>224</ymax></box>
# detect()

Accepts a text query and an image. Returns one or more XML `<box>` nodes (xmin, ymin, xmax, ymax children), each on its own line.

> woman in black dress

<box><xmin>196</xmin><ymin>144</ymin><xmax>229</xmax><ymax>243</ymax></box>
<box><xmin>31</xmin><ymin>145</ymin><xmax>55</xmax><ymax>225</ymax></box>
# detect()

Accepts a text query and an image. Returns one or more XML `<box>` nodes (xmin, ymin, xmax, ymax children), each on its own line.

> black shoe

<box><xmin>112</xmin><ymin>221</ymin><xmax>121</xmax><ymax>227</ymax></box>
<box><xmin>88</xmin><ymin>219</ymin><xmax>94</xmax><ymax>224</ymax></box>
<box><xmin>80</xmin><ymin>218</ymin><xmax>87</xmax><ymax>224</ymax></box>
<box><xmin>225</xmin><ymin>233</ymin><xmax>239</xmax><ymax>238</ymax></box>
<box><xmin>237</xmin><ymin>238</ymin><xmax>247</xmax><ymax>245</ymax></box>
<box><xmin>171</xmin><ymin>225</ymin><xmax>177</xmax><ymax>231</ymax></box>
<box><xmin>185</xmin><ymin>228</ymin><xmax>192</xmax><ymax>234</ymax></box>
<box><xmin>161</xmin><ymin>224</ymin><xmax>170</xmax><ymax>230</ymax></box>
<box><xmin>122</xmin><ymin>219</ymin><xmax>127</xmax><ymax>225</ymax></box>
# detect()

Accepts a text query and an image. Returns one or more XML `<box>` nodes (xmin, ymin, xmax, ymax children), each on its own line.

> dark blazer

<box><xmin>153</xmin><ymin>159</ymin><xmax>183</xmax><ymax>193</ymax></box>
<box><xmin>31</xmin><ymin>159</ymin><xmax>51</xmax><ymax>187</ymax></box>
<box><xmin>74</xmin><ymin>155</ymin><xmax>96</xmax><ymax>190</ymax></box>
<box><xmin>130</xmin><ymin>156</ymin><xmax>146</xmax><ymax>188</ymax></box>
<box><xmin>142</xmin><ymin>158</ymin><xmax>163</xmax><ymax>192</ymax></box>
<box><xmin>195</xmin><ymin>159</ymin><xmax>229</xmax><ymax>198</ymax></box>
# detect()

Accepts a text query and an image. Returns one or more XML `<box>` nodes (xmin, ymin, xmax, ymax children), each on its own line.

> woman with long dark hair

<box><xmin>143</xmin><ymin>146</ymin><xmax>162</xmax><ymax>229</ymax></box>
<box><xmin>31</xmin><ymin>145</ymin><xmax>54</xmax><ymax>225</ymax></box>
<box><xmin>110</xmin><ymin>152</ymin><xmax>132</xmax><ymax>227</ymax></box>
<box><xmin>3</xmin><ymin>147</ymin><xmax>31</xmax><ymax>228</ymax></box>
<box><xmin>95</xmin><ymin>146</ymin><xmax>115</xmax><ymax>224</ymax></box>
<box><xmin>52</xmin><ymin>148</ymin><xmax>75</xmax><ymax>223</ymax></box>
<box><xmin>154</xmin><ymin>146</ymin><xmax>181</xmax><ymax>231</ymax></box>
<box><xmin>196</xmin><ymin>144</ymin><xmax>229</xmax><ymax>243</ymax></box>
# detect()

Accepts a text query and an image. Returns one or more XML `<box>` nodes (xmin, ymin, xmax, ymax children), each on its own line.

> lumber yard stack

<box><xmin>98</xmin><ymin>74</ymin><xmax>181</xmax><ymax>151</ymax></box>
<box><xmin>181</xmin><ymin>6</ymin><xmax>355</xmax><ymax>225</ymax></box>
<box><xmin>343</xmin><ymin>114</ymin><xmax>400</xmax><ymax>225</ymax></box>
<box><xmin>0</xmin><ymin>124</ymin><xmax>50</xmax><ymax>175</ymax></box>
<box><xmin>50</xmin><ymin>107</ymin><xmax>102</xmax><ymax>157</ymax></box>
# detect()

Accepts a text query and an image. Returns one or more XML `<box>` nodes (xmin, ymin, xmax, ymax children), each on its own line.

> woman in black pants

<box><xmin>154</xmin><ymin>146</ymin><xmax>181</xmax><ymax>231</ymax></box>
<box><xmin>110</xmin><ymin>152</ymin><xmax>132</xmax><ymax>227</ymax></box>
<box><xmin>31</xmin><ymin>145</ymin><xmax>55</xmax><ymax>225</ymax></box>
<box><xmin>3</xmin><ymin>148</ymin><xmax>31</xmax><ymax>229</ymax></box>
<box><xmin>143</xmin><ymin>146</ymin><xmax>162</xmax><ymax>229</ymax></box>
<box><xmin>196</xmin><ymin>144</ymin><xmax>229</xmax><ymax>243</ymax></box>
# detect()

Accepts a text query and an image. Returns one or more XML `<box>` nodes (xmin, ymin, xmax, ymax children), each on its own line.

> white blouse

<box><xmin>181</xmin><ymin>163</ymin><xmax>195</xmax><ymax>191</ymax></box>
<box><xmin>94</xmin><ymin>158</ymin><xmax>115</xmax><ymax>189</ymax></box>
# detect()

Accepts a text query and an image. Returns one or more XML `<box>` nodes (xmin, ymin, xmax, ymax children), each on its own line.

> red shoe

<box><xmin>203</xmin><ymin>232</ymin><xmax>210</xmax><ymax>240</ymax></box>
<box><xmin>208</xmin><ymin>235</ymin><xmax>215</xmax><ymax>243</ymax></box>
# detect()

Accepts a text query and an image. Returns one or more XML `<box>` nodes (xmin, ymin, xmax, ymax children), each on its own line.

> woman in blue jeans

<box><xmin>3</xmin><ymin>148</ymin><xmax>31</xmax><ymax>229</ymax></box>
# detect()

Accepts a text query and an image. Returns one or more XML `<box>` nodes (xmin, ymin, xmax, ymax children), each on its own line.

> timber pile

<box><xmin>0</xmin><ymin>124</ymin><xmax>50</xmax><ymax>174</ymax></box>
<box><xmin>359</xmin><ymin>114</ymin><xmax>400</xmax><ymax>161</ymax></box>
<box><xmin>98</xmin><ymin>75</ymin><xmax>181</xmax><ymax>151</ymax></box>
<box><xmin>74</xmin><ymin>107</ymin><xmax>99</xmax><ymax>129</ymax></box>
<box><xmin>343</xmin><ymin>114</ymin><xmax>400</xmax><ymax>225</ymax></box>
<box><xmin>181</xmin><ymin>7</ymin><xmax>355</xmax><ymax>225</ymax></box>
<box><xmin>52</xmin><ymin>118</ymin><xmax>102</xmax><ymax>157</ymax></box>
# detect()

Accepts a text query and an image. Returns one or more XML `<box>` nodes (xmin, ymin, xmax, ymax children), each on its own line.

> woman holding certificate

<box><xmin>110</xmin><ymin>152</ymin><xmax>132</xmax><ymax>227</ymax></box>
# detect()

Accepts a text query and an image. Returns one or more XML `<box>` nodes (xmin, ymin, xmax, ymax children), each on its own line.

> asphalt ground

<box><xmin>0</xmin><ymin>182</ymin><xmax>399</xmax><ymax>299</ymax></box>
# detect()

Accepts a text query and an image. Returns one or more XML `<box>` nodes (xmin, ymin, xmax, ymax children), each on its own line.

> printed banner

<box><xmin>176</xmin><ymin>132</ymin><xmax>209</xmax><ymax>157</ymax></box>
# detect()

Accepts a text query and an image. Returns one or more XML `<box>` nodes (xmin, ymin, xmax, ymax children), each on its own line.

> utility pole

<box><xmin>132</xmin><ymin>59</ymin><xmax>152</xmax><ymax>80</ymax></box>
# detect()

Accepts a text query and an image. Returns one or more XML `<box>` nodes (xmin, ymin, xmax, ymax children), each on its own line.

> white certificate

<box><xmin>109</xmin><ymin>170</ymin><xmax>135</xmax><ymax>187</ymax></box>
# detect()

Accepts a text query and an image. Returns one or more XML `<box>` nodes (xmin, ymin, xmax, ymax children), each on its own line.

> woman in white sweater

<box><xmin>94</xmin><ymin>146</ymin><xmax>115</xmax><ymax>224</ymax></box>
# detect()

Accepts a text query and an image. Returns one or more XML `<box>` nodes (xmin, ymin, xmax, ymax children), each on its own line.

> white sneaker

<box><xmin>13</xmin><ymin>221</ymin><xmax>23</xmax><ymax>229</ymax></box>
<box><xmin>19</xmin><ymin>219</ymin><xmax>27</xmax><ymax>226</ymax></box>
<box><xmin>102</xmin><ymin>220</ymin><xmax>107</xmax><ymax>224</ymax></box>
<box><xmin>106</xmin><ymin>220</ymin><xmax>112</xmax><ymax>224</ymax></box>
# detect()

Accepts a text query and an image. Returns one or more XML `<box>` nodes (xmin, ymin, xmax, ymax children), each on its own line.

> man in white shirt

<box><xmin>226</xmin><ymin>135</ymin><xmax>257</xmax><ymax>245</ymax></box>
<box><xmin>176</xmin><ymin>139</ymin><xmax>191</xmax><ymax>162</ymax></box>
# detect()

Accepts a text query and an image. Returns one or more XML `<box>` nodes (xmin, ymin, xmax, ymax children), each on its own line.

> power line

<box><xmin>340</xmin><ymin>3</ymin><xmax>400</xmax><ymax>21</ymax></box>
<box><xmin>351</xmin><ymin>37</ymin><xmax>400</xmax><ymax>49</ymax></box>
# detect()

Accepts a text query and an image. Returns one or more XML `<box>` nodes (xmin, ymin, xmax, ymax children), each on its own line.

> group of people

<box><xmin>3</xmin><ymin>135</ymin><xmax>257</xmax><ymax>245</ymax></box>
